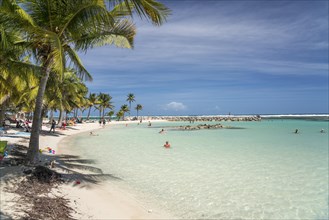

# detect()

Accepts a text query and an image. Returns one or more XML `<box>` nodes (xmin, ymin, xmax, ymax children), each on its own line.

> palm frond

<box><xmin>64</xmin><ymin>46</ymin><xmax>93</xmax><ymax>82</ymax></box>
<box><xmin>75</xmin><ymin>18</ymin><xmax>136</xmax><ymax>51</ymax></box>
<box><xmin>0</xmin><ymin>0</ymin><xmax>34</xmax><ymax>30</ymax></box>
<box><xmin>108</xmin><ymin>0</ymin><xmax>171</xmax><ymax>25</ymax></box>
<box><xmin>59</xmin><ymin>0</ymin><xmax>113</xmax><ymax>38</ymax></box>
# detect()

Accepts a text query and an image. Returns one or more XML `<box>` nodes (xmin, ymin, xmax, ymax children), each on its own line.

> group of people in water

<box><xmin>294</xmin><ymin>128</ymin><xmax>326</xmax><ymax>134</ymax></box>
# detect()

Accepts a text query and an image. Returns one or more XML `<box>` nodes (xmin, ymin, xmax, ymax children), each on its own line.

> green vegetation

<box><xmin>0</xmin><ymin>141</ymin><xmax>7</xmax><ymax>155</ymax></box>
<box><xmin>0</xmin><ymin>0</ymin><xmax>170</xmax><ymax>164</ymax></box>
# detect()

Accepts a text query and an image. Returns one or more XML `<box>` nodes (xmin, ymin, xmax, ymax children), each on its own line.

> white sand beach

<box><xmin>0</xmin><ymin>120</ymin><xmax>173</xmax><ymax>219</ymax></box>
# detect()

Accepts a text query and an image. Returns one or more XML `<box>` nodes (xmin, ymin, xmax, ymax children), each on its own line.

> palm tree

<box><xmin>0</xmin><ymin>16</ymin><xmax>40</xmax><ymax>123</ymax></box>
<box><xmin>86</xmin><ymin>93</ymin><xmax>98</xmax><ymax>120</ymax></box>
<box><xmin>135</xmin><ymin>104</ymin><xmax>143</xmax><ymax>120</ymax></box>
<box><xmin>116</xmin><ymin>110</ymin><xmax>124</xmax><ymax>121</ymax></box>
<box><xmin>120</xmin><ymin>104</ymin><xmax>129</xmax><ymax>120</ymax></box>
<box><xmin>97</xmin><ymin>93</ymin><xmax>114</xmax><ymax>119</ymax></box>
<box><xmin>106</xmin><ymin>110</ymin><xmax>115</xmax><ymax>121</ymax></box>
<box><xmin>1</xmin><ymin>0</ymin><xmax>170</xmax><ymax>164</ymax></box>
<box><xmin>126</xmin><ymin>93</ymin><xmax>135</xmax><ymax>118</ymax></box>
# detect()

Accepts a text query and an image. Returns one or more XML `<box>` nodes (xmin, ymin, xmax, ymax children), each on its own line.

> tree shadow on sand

<box><xmin>2</xmin><ymin>144</ymin><xmax>121</xmax><ymax>183</ymax></box>
<box><xmin>1</xmin><ymin>144</ymin><xmax>122</xmax><ymax>219</ymax></box>
<box><xmin>54</xmin><ymin>154</ymin><xmax>121</xmax><ymax>184</ymax></box>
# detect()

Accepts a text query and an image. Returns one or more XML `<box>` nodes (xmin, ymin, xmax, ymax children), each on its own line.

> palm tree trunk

<box><xmin>0</xmin><ymin>100</ymin><xmax>8</xmax><ymax>126</ymax></box>
<box><xmin>87</xmin><ymin>106</ymin><xmax>91</xmax><ymax>120</ymax></box>
<box><xmin>26</xmin><ymin>65</ymin><xmax>51</xmax><ymax>164</ymax></box>
<box><xmin>0</xmin><ymin>94</ymin><xmax>10</xmax><ymax>106</ymax></box>
<box><xmin>58</xmin><ymin>106</ymin><xmax>63</xmax><ymax>125</ymax></box>
<box><xmin>129</xmin><ymin>102</ymin><xmax>131</xmax><ymax>117</ymax></box>
<box><xmin>102</xmin><ymin>107</ymin><xmax>105</xmax><ymax>119</ymax></box>
<box><xmin>49</xmin><ymin>110</ymin><xmax>54</xmax><ymax>123</ymax></box>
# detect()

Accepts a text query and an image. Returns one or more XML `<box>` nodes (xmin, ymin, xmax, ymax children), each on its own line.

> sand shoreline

<box><xmin>1</xmin><ymin>120</ymin><xmax>174</xmax><ymax>219</ymax></box>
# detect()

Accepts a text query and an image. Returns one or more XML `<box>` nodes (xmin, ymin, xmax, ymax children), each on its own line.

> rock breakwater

<box><xmin>146</xmin><ymin>115</ymin><xmax>261</xmax><ymax>122</ymax></box>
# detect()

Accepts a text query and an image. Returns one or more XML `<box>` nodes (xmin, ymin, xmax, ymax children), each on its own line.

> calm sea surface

<box><xmin>67</xmin><ymin>118</ymin><xmax>328</xmax><ymax>219</ymax></box>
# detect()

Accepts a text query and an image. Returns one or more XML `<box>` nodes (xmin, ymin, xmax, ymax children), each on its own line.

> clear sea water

<box><xmin>67</xmin><ymin>118</ymin><xmax>329</xmax><ymax>219</ymax></box>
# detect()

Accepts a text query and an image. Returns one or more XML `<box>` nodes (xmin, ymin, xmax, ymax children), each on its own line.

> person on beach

<box><xmin>61</xmin><ymin>120</ymin><xmax>66</xmax><ymax>130</ymax></box>
<box><xmin>49</xmin><ymin>120</ymin><xmax>56</xmax><ymax>133</ymax></box>
<box><xmin>164</xmin><ymin>141</ymin><xmax>170</xmax><ymax>148</ymax></box>
<box><xmin>89</xmin><ymin>132</ymin><xmax>98</xmax><ymax>136</ymax></box>
<box><xmin>24</xmin><ymin>120</ymin><xmax>31</xmax><ymax>132</ymax></box>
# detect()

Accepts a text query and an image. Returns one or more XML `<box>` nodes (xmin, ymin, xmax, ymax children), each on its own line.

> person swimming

<box><xmin>164</xmin><ymin>141</ymin><xmax>170</xmax><ymax>148</ymax></box>
<box><xmin>294</xmin><ymin>129</ymin><xmax>299</xmax><ymax>134</ymax></box>
<box><xmin>159</xmin><ymin>129</ymin><xmax>165</xmax><ymax>134</ymax></box>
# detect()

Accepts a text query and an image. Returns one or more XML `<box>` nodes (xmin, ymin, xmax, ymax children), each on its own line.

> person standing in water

<box><xmin>164</xmin><ymin>141</ymin><xmax>170</xmax><ymax>148</ymax></box>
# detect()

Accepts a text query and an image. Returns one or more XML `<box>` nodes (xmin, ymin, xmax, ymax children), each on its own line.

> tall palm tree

<box><xmin>120</xmin><ymin>104</ymin><xmax>129</xmax><ymax>120</ymax></box>
<box><xmin>126</xmin><ymin>93</ymin><xmax>135</xmax><ymax>117</ymax></box>
<box><xmin>1</xmin><ymin>0</ymin><xmax>170</xmax><ymax>164</ymax></box>
<box><xmin>116</xmin><ymin>110</ymin><xmax>124</xmax><ymax>121</ymax></box>
<box><xmin>135</xmin><ymin>104</ymin><xmax>143</xmax><ymax>120</ymax></box>
<box><xmin>106</xmin><ymin>110</ymin><xmax>115</xmax><ymax>121</ymax></box>
<box><xmin>97</xmin><ymin>93</ymin><xmax>114</xmax><ymax>119</ymax></box>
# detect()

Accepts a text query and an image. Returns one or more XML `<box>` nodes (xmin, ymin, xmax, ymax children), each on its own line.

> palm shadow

<box><xmin>1</xmin><ymin>144</ymin><xmax>121</xmax><ymax>185</ymax></box>
<box><xmin>50</xmin><ymin>153</ymin><xmax>122</xmax><ymax>186</ymax></box>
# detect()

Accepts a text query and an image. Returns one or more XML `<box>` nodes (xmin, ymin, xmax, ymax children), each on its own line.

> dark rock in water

<box><xmin>176</xmin><ymin>123</ymin><xmax>225</xmax><ymax>130</ymax></box>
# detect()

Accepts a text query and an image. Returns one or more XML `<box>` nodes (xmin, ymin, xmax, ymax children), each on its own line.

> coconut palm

<box><xmin>116</xmin><ymin>110</ymin><xmax>124</xmax><ymax>121</ymax></box>
<box><xmin>97</xmin><ymin>93</ymin><xmax>114</xmax><ymax>119</ymax></box>
<box><xmin>135</xmin><ymin>104</ymin><xmax>143</xmax><ymax>120</ymax></box>
<box><xmin>0</xmin><ymin>0</ymin><xmax>170</xmax><ymax>164</ymax></box>
<box><xmin>106</xmin><ymin>110</ymin><xmax>115</xmax><ymax>121</ymax></box>
<box><xmin>0</xmin><ymin>17</ymin><xmax>40</xmax><ymax>123</ymax></box>
<box><xmin>120</xmin><ymin>104</ymin><xmax>129</xmax><ymax>120</ymax></box>
<box><xmin>126</xmin><ymin>93</ymin><xmax>135</xmax><ymax>117</ymax></box>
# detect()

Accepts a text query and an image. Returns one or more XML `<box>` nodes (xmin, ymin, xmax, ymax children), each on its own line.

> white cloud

<box><xmin>164</xmin><ymin>102</ymin><xmax>187</xmax><ymax>111</ymax></box>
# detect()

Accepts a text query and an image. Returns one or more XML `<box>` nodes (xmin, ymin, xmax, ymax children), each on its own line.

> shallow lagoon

<box><xmin>68</xmin><ymin>119</ymin><xmax>328</xmax><ymax>219</ymax></box>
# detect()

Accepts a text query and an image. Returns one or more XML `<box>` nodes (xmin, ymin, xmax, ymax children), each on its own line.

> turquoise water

<box><xmin>68</xmin><ymin>119</ymin><xmax>328</xmax><ymax>219</ymax></box>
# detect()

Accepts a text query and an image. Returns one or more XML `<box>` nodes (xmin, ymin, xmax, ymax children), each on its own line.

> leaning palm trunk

<box><xmin>26</xmin><ymin>65</ymin><xmax>51</xmax><ymax>164</ymax></box>
<box><xmin>0</xmin><ymin>94</ymin><xmax>10</xmax><ymax>106</ymax></box>
<box><xmin>49</xmin><ymin>110</ymin><xmax>54</xmax><ymax>123</ymax></box>
<box><xmin>0</xmin><ymin>99</ymin><xmax>8</xmax><ymax>126</ymax></box>
<box><xmin>87</xmin><ymin>107</ymin><xmax>92</xmax><ymax>120</ymax></box>
<box><xmin>58</xmin><ymin>109</ymin><xmax>63</xmax><ymax>125</ymax></box>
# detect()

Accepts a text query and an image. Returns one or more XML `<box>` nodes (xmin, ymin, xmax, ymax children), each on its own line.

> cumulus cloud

<box><xmin>164</xmin><ymin>102</ymin><xmax>187</xmax><ymax>111</ymax></box>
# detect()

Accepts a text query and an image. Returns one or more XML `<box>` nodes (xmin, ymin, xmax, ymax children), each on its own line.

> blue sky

<box><xmin>80</xmin><ymin>0</ymin><xmax>328</xmax><ymax>116</ymax></box>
